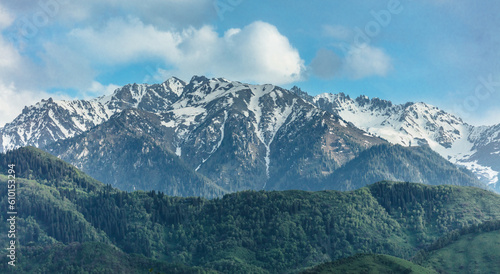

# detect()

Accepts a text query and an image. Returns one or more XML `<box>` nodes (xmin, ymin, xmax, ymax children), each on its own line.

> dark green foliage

<box><xmin>414</xmin><ymin>224</ymin><xmax>500</xmax><ymax>273</ymax></box>
<box><xmin>0</xmin><ymin>146</ymin><xmax>103</xmax><ymax>192</ymax></box>
<box><xmin>48</xmin><ymin>109</ymin><xmax>224</xmax><ymax>198</ymax></box>
<box><xmin>0</xmin><ymin>242</ymin><xmax>216</xmax><ymax>274</ymax></box>
<box><xmin>301</xmin><ymin>254</ymin><xmax>436</xmax><ymax>274</ymax></box>
<box><xmin>1</xmin><ymin>147</ymin><xmax>500</xmax><ymax>273</ymax></box>
<box><xmin>412</xmin><ymin>220</ymin><xmax>500</xmax><ymax>266</ymax></box>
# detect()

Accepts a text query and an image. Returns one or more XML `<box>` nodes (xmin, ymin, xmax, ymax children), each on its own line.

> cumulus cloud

<box><xmin>195</xmin><ymin>21</ymin><xmax>305</xmax><ymax>84</ymax></box>
<box><xmin>64</xmin><ymin>19</ymin><xmax>305</xmax><ymax>85</ymax></box>
<box><xmin>86</xmin><ymin>81</ymin><xmax>121</xmax><ymax>99</ymax></box>
<box><xmin>0</xmin><ymin>1</ymin><xmax>306</xmax><ymax>127</ymax></box>
<box><xmin>67</xmin><ymin>17</ymin><xmax>181</xmax><ymax>65</ymax></box>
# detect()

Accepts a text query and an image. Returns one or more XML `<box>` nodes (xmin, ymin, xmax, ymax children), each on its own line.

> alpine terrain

<box><xmin>1</xmin><ymin>147</ymin><xmax>499</xmax><ymax>273</ymax></box>
<box><xmin>0</xmin><ymin>76</ymin><xmax>492</xmax><ymax>196</ymax></box>
<box><xmin>293</xmin><ymin>87</ymin><xmax>500</xmax><ymax>192</ymax></box>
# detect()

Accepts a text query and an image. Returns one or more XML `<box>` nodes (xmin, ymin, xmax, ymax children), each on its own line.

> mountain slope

<box><xmin>0</xmin><ymin>77</ymin><xmax>187</xmax><ymax>153</ymax></box>
<box><xmin>2</xmin><ymin>150</ymin><xmax>499</xmax><ymax>273</ymax></box>
<box><xmin>48</xmin><ymin>108</ymin><xmax>224</xmax><ymax>198</ymax></box>
<box><xmin>316</xmin><ymin>144</ymin><xmax>485</xmax><ymax>191</ymax></box>
<box><xmin>158</xmin><ymin>76</ymin><xmax>385</xmax><ymax>192</ymax></box>
<box><xmin>1</xmin><ymin>242</ymin><xmax>216</xmax><ymax>274</ymax></box>
<box><xmin>0</xmin><ymin>98</ymin><xmax>114</xmax><ymax>152</ymax></box>
<box><xmin>292</xmin><ymin>87</ymin><xmax>500</xmax><ymax>191</ymax></box>
<box><xmin>0</xmin><ymin>146</ymin><xmax>104</xmax><ymax>192</ymax></box>
<box><xmin>45</xmin><ymin>76</ymin><xmax>386</xmax><ymax>196</ymax></box>
<box><xmin>413</xmin><ymin>220</ymin><xmax>500</xmax><ymax>273</ymax></box>
<box><xmin>302</xmin><ymin>254</ymin><xmax>436</xmax><ymax>274</ymax></box>
<box><xmin>0</xmin><ymin>77</ymin><xmax>492</xmax><ymax>196</ymax></box>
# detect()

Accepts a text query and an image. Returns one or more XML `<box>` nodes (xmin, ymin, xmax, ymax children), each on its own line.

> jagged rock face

<box><xmin>48</xmin><ymin>108</ymin><xmax>224</xmax><ymax>198</ymax></box>
<box><xmin>46</xmin><ymin>77</ymin><xmax>385</xmax><ymax>195</ymax></box>
<box><xmin>0</xmin><ymin>78</ymin><xmax>493</xmax><ymax>196</ymax></box>
<box><xmin>0</xmin><ymin>98</ymin><xmax>114</xmax><ymax>152</ymax></box>
<box><xmin>0</xmin><ymin>77</ymin><xmax>188</xmax><ymax>153</ymax></box>
<box><xmin>292</xmin><ymin>87</ymin><xmax>500</xmax><ymax>190</ymax></box>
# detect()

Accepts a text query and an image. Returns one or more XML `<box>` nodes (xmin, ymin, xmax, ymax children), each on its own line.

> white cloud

<box><xmin>344</xmin><ymin>45</ymin><xmax>392</xmax><ymax>79</ymax></box>
<box><xmin>68</xmin><ymin>17</ymin><xmax>181</xmax><ymax>65</ymax></box>
<box><xmin>0</xmin><ymin>1</ymin><xmax>307</xmax><ymax>129</ymax></box>
<box><xmin>314</xmin><ymin>23</ymin><xmax>394</xmax><ymax>80</ymax></box>
<box><xmin>0</xmin><ymin>37</ymin><xmax>22</xmax><ymax>71</ymax></box>
<box><xmin>0</xmin><ymin>1</ymin><xmax>306</xmax><ymax>129</ymax></box>
<box><xmin>0</xmin><ymin>82</ymin><xmax>50</xmax><ymax>127</ymax></box>
<box><xmin>308</xmin><ymin>44</ymin><xmax>392</xmax><ymax>80</ymax></box>
<box><xmin>0</xmin><ymin>3</ymin><xmax>14</xmax><ymax>28</ymax></box>
<box><xmin>65</xmin><ymin>19</ymin><xmax>305</xmax><ymax>85</ymax></box>
<box><xmin>180</xmin><ymin>21</ymin><xmax>305</xmax><ymax>84</ymax></box>
<box><xmin>86</xmin><ymin>81</ymin><xmax>120</xmax><ymax>99</ymax></box>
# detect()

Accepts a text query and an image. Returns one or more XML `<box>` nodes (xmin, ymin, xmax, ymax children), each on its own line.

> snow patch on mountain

<box><xmin>0</xmin><ymin>78</ymin><xmax>191</xmax><ymax>153</ymax></box>
<box><xmin>307</xmin><ymin>91</ymin><xmax>500</xmax><ymax>187</ymax></box>
<box><xmin>171</xmin><ymin>106</ymin><xmax>207</xmax><ymax>126</ymax></box>
<box><xmin>248</xmin><ymin>85</ymin><xmax>276</xmax><ymax>179</ymax></box>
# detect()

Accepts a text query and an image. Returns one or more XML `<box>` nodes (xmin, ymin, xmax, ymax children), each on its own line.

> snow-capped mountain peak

<box><xmin>2</xmin><ymin>77</ymin><xmax>499</xmax><ymax>193</ymax></box>
<box><xmin>300</xmin><ymin>90</ymin><xmax>500</xmax><ymax>189</ymax></box>
<box><xmin>0</xmin><ymin>77</ymin><xmax>190</xmax><ymax>152</ymax></box>
<box><xmin>0</xmin><ymin>96</ymin><xmax>115</xmax><ymax>152</ymax></box>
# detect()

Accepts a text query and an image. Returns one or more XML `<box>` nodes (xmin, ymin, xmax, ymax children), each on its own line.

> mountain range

<box><xmin>0</xmin><ymin>76</ymin><xmax>497</xmax><ymax>196</ymax></box>
<box><xmin>1</xmin><ymin>147</ymin><xmax>500</xmax><ymax>273</ymax></box>
<box><xmin>292</xmin><ymin>87</ymin><xmax>500</xmax><ymax>190</ymax></box>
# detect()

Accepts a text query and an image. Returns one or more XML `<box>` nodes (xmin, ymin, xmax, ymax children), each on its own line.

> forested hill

<box><xmin>0</xmin><ymin>146</ymin><xmax>104</xmax><ymax>192</ymax></box>
<box><xmin>0</xmin><ymin>147</ymin><xmax>500</xmax><ymax>273</ymax></box>
<box><xmin>301</xmin><ymin>254</ymin><xmax>437</xmax><ymax>274</ymax></box>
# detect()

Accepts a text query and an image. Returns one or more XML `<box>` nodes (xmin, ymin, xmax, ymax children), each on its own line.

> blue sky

<box><xmin>0</xmin><ymin>0</ymin><xmax>499</xmax><ymax>126</ymax></box>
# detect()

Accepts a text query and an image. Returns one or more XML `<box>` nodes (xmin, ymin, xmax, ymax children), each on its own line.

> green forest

<box><xmin>1</xmin><ymin>147</ymin><xmax>500</xmax><ymax>273</ymax></box>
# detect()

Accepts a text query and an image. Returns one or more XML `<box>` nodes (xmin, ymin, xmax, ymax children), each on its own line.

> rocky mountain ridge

<box><xmin>45</xmin><ymin>76</ymin><xmax>387</xmax><ymax>195</ymax></box>
<box><xmin>291</xmin><ymin>87</ymin><xmax>500</xmax><ymax>191</ymax></box>
<box><xmin>0</xmin><ymin>77</ymin><xmax>492</xmax><ymax>195</ymax></box>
